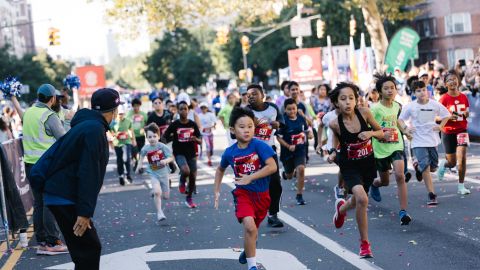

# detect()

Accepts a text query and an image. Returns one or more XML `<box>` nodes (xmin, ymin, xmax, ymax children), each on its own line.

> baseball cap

<box><xmin>199</xmin><ymin>102</ymin><xmax>208</xmax><ymax>108</ymax></box>
<box><xmin>418</xmin><ymin>70</ymin><xmax>428</xmax><ymax>78</ymax></box>
<box><xmin>239</xmin><ymin>85</ymin><xmax>248</xmax><ymax>95</ymax></box>
<box><xmin>37</xmin><ymin>84</ymin><xmax>58</xmax><ymax>97</ymax></box>
<box><xmin>91</xmin><ymin>88</ymin><xmax>123</xmax><ymax>112</ymax></box>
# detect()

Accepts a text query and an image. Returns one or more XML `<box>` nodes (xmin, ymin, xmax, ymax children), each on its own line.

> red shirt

<box><xmin>439</xmin><ymin>92</ymin><xmax>469</xmax><ymax>134</ymax></box>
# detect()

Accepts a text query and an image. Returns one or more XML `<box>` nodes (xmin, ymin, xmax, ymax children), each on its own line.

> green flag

<box><xmin>384</xmin><ymin>27</ymin><xmax>420</xmax><ymax>73</ymax></box>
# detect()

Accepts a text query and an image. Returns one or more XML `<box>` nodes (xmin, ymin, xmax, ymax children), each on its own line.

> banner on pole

<box><xmin>76</xmin><ymin>65</ymin><xmax>106</xmax><ymax>97</ymax></box>
<box><xmin>288</xmin><ymin>47</ymin><xmax>323</xmax><ymax>82</ymax></box>
<box><xmin>384</xmin><ymin>27</ymin><xmax>420</xmax><ymax>73</ymax></box>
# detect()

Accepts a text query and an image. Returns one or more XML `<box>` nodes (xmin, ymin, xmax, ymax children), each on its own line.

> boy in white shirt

<box><xmin>398</xmin><ymin>81</ymin><xmax>452</xmax><ymax>205</ymax></box>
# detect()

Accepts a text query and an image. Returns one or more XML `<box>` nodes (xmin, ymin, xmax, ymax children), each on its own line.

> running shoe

<box><xmin>333</xmin><ymin>184</ymin><xmax>345</xmax><ymax>199</ymax></box>
<box><xmin>359</xmin><ymin>240</ymin><xmax>373</xmax><ymax>258</ymax></box>
<box><xmin>413</xmin><ymin>161</ymin><xmax>423</xmax><ymax>182</ymax></box>
<box><xmin>399</xmin><ymin>210</ymin><xmax>412</xmax><ymax>225</ymax></box>
<box><xmin>370</xmin><ymin>185</ymin><xmax>382</xmax><ymax>202</ymax></box>
<box><xmin>19</xmin><ymin>232</ymin><xmax>28</xmax><ymax>248</ymax></box>
<box><xmin>157</xmin><ymin>211</ymin><xmax>166</xmax><ymax>221</ymax></box>
<box><xmin>179</xmin><ymin>180</ymin><xmax>186</xmax><ymax>194</ymax></box>
<box><xmin>126</xmin><ymin>175</ymin><xmax>133</xmax><ymax>184</ymax></box>
<box><xmin>458</xmin><ymin>184</ymin><xmax>471</xmax><ymax>195</ymax></box>
<box><xmin>296</xmin><ymin>194</ymin><xmax>306</xmax><ymax>205</ymax></box>
<box><xmin>333</xmin><ymin>199</ymin><xmax>346</xmax><ymax>229</ymax></box>
<box><xmin>267</xmin><ymin>214</ymin><xmax>284</xmax><ymax>228</ymax></box>
<box><xmin>119</xmin><ymin>176</ymin><xmax>125</xmax><ymax>186</ymax></box>
<box><xmin>185</xmin><ymin>197</ymin><xmax>197</xmax><ymax>208</ymax></box>
<box><xmin>37</xmin><ymin>241</ymin><xmax>69</xmax><ymax>255</ymax></box>
<box><xmin>239</xmin><ymin>250</ymin><xmax>247</xmax><ymax>264</ymax></box>
<box><xmin>427</xmin><ymin>192</ymin><xmax>438</xmax><ymax>206</ymax></box>
<box><xmin>405</xmin><ymin>171</ymin><xmax>412</xmax><ymax>183</ymax></box>
<box><xmin>437</xmin><ymin>160</ymin><xmax>447</xmax><ymax>181</ymax></box>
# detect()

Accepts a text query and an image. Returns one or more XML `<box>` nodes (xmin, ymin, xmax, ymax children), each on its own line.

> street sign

<box><xmin>75</xmin><ymin>65</ymin><xmax>106</xmax><ymax>97</ymax></box>
<box><xmin>290</xmin><ymin>19</ymin><xmax>312</xmax><ymax>38</ymax></box>
<box><xmin>288</xmin><ymin>47</ymin><xmax>323</xmax><ymax>82</ymax></box>
<box><xmin>47</xmin><ymin>246</ymin><xmax>308</xmax><ymax>270</ymax></box>
<box><xmin>384</xmin><ymin>27</ymin><xmax>420</xmax><ymax>72</ymax></box>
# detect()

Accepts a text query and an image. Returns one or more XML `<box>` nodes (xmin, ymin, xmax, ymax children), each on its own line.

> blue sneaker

<box><xmin>399</xmin><ymin>210</ymin><xmax>412</xmax><ymax>225</ymax></box>
<box><xmin>249</xmin><ymin>267</ymin><xmax>258</xmax><ymax>270</ymax></box>
<box><xmin>437</xmin><ymin>160</ymin><xmax>446</xmax><ymax>181</ymax></box>
<box><xmin>370</xmin><ymin>185</ymin><xmax>381</xmax><ymax>202</ymax></box>
<box><xmin>239</xmin><ymin>250</ymin><xmax>246</xmax><ymax>264</ymax></box>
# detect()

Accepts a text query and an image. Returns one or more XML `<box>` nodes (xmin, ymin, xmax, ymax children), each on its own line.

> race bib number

<box><xmin>132</xmin><ymin>115</ymin><xmax>144</xmax><ymax>129</ymax></box>
<box><xmin>117</xmin><ymin>132</ymin><xmax>128</xmax><ymax>140</ymax></box>
<box><xmin>255</xmin><ymin>124</ymin><xmax>273</xmax><ymax>141</ymax></box>
<box><xmin>159</xmin><ymin>125</ymin><xmax>168</xmax><ymax>136</ymax></box>
<box><xmin>233</xmin><ymin>152</ymin><xmax>261</xmax><ymax>176</ymax></box>
<box><xmin>203</xmin><ymin>127</ymin><xmax>212</xmax><ymax>134</ymax></box>
<box><xmin>147</xmin><ymin>149</ymin><xmax>165</xmax><ymax>170</ymax></box>
<box><xmin>456</xmin><ymin>132</ymin><xmax>470</xmax><ymax>146</ymax></box>
<box><xmin>177</xmin><ymin>128</ymin><xmax>194</xmax><ymax>142</ymax></box>
<box><xmin>448</xmin><ymin>104</ymin><xmax>467</xmax><ymax>121</ymax></box>
<box><xmin>291</xmin><ymin>132</ymin><xmax>305</xmax><ymax>145</ymax></box>
<box><xmin>381</xmin><ymin>127</ymin><xmax>399</xmax><ymax>143</ymax></box>
<box><xmin>347</xmin><ymin>140</ymin><xmax>373</xmax><ymax>160</ymax></box>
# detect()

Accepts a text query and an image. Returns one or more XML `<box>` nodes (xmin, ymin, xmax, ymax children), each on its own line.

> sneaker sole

<box><xmin>37</xmin><ymin>250</ymin><xmax>69</xmax><ymax>255</ymax></box>
<box><xmin>427</xmin><ymin>201</ymin><xmax>438</xmax><ymax>206</ymax></box>
<box><xmin>360</xmin><ymin>254</ymin><xmax>373</xmax><ymax>259</ymax></box>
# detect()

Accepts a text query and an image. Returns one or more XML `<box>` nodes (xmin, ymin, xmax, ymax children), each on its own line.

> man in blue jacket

<box><xmin>30</xmin><ymin>88</ymin><xmax>121</xmax><ymax>270</ymax></box>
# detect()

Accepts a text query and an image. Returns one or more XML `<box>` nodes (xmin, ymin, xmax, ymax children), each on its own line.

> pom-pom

<box><xmin>63</xmin><ymin>74</ymin><xmax>81</xmax><ymax>90</ymax></box>
<box><xmin>0</xmin><ymin>76</ymin><xmax>23</xmax><ymax>98</ymax></box>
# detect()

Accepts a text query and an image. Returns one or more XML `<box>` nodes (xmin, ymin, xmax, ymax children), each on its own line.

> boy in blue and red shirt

<box><xmin>214</xmin><ymin>107</ymin><xmax>277</xmax><ymax>270</ymax></box>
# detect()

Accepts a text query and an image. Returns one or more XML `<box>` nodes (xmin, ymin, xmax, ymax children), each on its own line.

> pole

<box><xmin>0</xmin><ymin>154</ymin><xmax>11</xmax><ymax>253</ymax></box>
<box><xmin>296</xmin><ymin>2</ymin><xmax>303</xmax><ymax>48</ymax></box>
<box><xmin>242</xmin><ymin>50</ymin><xmax>248</xmax><ymax>83</ymax></box>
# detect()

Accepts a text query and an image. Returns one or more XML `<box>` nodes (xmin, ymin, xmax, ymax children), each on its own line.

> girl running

<box><xmin>198</xmin><ymin>102</ymin><xmax>217</xmax><ymax>166</ymax></box>
<box><xmin>328</xmin><ymin>82</ymin><xmax>384</xmax><ymax>258</ymax></box>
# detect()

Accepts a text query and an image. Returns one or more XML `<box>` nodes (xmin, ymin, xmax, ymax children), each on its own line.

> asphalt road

<box><xmin>11</xmin><ymin>129</ymin><xmax>480</xmax><ymax>270</ymax></box>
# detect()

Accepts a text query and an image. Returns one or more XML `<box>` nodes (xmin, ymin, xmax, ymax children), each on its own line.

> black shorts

<box><xmin>340</xmin><ymin>165</ymin><xmax>376</xmax><ymax>194</ymax></box>
<box><xmin>282</xmin><ymin>155</ymin><xmax>306</xmax><ymax>174</ymax></box>
<box><xmin>375</xmin><ymin>150</ymin><xmax>404</xmax><ymax>172</ymax></box>
<box><xmin>442</xmin><ymin>132</ymin><xmax>469</xmax><ymax>154</ymax></box>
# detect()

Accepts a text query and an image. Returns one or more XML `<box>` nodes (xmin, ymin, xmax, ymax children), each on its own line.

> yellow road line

<box><xmin>2</xmin><ymin>227</ymin><xmax>34</xmax><ymax>270</ymax></box>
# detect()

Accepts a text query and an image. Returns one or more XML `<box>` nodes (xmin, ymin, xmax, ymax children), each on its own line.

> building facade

<box><xmin>413</xmin><ymin>0</ymin><xmax>480</xmax><ymax>68</ymax></box>
<box><xmin>0</xmin><ymin>0</ymin><xmax>35</xmax><ymax>57</ymax></box>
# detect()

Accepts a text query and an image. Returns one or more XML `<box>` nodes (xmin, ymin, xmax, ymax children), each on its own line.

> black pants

<box><xmin>269</xmin><ymin>149</ymin><xmax>282</xmax><ymax>215</ymax></box>
<box><xmin>48</xmin><ymin>205</ymin><xmax>101</xmax><ymax>270</ymax></box>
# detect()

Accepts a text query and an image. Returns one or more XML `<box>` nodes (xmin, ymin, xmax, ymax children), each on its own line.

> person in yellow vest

<box><xmin>111</xmin><ymin>105</ymin><xmax>137</xmax><ymax>185</ymax></box>
<box><xmin>21</xmin><ymin>84</ymin><xmax>68</xmax><ymax>255</ymax></box>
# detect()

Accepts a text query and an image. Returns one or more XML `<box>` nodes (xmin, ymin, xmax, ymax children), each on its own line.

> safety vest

<box><xmin>22</xmin><ymin>106</ymin><xmax>56</xmax><ymax>164</ymax></box>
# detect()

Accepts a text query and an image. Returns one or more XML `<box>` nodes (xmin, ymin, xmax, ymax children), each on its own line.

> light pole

<box><xmin>240</xmin><ymin>35</ymin><xmax>251</xmax><ymax>82</ymax></box>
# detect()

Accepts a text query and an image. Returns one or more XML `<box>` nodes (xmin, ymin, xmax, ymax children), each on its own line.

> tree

<box><xmin>106</xmin><ymin>54</ymin><xmax>150</xmax><ymax>90</ymax></box>
<box><xmin>143</xmin><ymin>28</ymin><xmax>213</xmax><ymax>89</ymax></box>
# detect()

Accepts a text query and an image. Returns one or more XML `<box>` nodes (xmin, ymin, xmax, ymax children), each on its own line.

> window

<box><xmin>416</xmin><ymin>18</ymin><xmax>437</xmax><ymax>38</ymax></box>
<box><xmin>445</xmin><ymin>13</ymin><xmax>472</xmax><ymax>34</ymax></box>
<box><xmin>448</xmin><ymin>48</ymin><xmax>474</xmax><ymax>67</ymax></box>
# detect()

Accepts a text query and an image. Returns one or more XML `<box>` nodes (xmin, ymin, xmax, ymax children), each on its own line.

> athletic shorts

<box><xmin>175</xmin><ymin>155</ymin><xmax>197</xmax><ymax>172</ymax></box>
<box><xmin>442</xmin><ymin>132</ymin><xmax>469</xmax><ymax>154</ymax></box>
<box><xmin>282</xmin><ymin>155</ymin><xmax>306</xmax><ymax>174</ymax></box>
<box><xmin>375</xmin><ymin>150</ymin><xmax>404</xmax><ymax>172</ymax></box>
<box><xmin>412</xmin><ymin>147</ymin><xmax>438</xmax><ymax>173</ymax></box>
<box><xmin>340</xmin><ymin>165</ymin><xmax>376</xmax><ymax>194</ymax></box>
<box><xmin>232</xmin><ymin>188</ymin><xmax>270</xmax><ymax>228</ymax></box>
<box><xmin>149</xmin><ymin>174</ymin><xmax>170</xmax><ymax>193</ymax></box>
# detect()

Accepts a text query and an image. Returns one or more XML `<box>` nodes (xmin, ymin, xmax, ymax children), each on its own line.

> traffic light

<box><xmin>349</xmin><ymin>15</ymin><xmax>356</xmax><ymax>37</ymax></box>
<box><xmin>316</xmin><ymin>19</ymin><xmax>325</xmax><ymax>39</ymax></box>
<box><xmin>240</xmin><ymin>35</ymin><xmax>250</xmax><ymax>54</ymax></box>
<box><xmin>48</xmin><ymin>28</ymin><xmax>60</xmax><ymax>46</ymax></box>
<box><xmin>216</xmin><ymin>26</ymin><xmax>229</xmax><ymax>45</ymax></box>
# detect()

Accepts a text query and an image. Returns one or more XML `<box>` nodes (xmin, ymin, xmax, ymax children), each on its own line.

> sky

<box><xmin>30</xmin><ymin>0</ymin><xmax>151</xmax><ymax>64</ymax></box>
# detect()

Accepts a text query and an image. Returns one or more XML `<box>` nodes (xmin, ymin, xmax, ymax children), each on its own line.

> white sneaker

<box><xmin>458</xmin><ymin>184</ymin><xmax>471</xmax><ymax>195</ymax></box>
<box><xmin>157</xmin><ymin>212</ymin><xmax>166</xmax><ymax>221</ymax></box>
<box><xmin>19</xmin><ymin>232</ymin><xmax>28</xmax><ymax>248</ymax></box>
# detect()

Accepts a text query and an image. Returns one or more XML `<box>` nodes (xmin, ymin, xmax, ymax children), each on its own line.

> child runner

<box><xmin>136</xmin><ymin>123</ymin><xmax>173</xmax><ymax>221</ymax></box>
<box><xmin>163</xmin><ymin>101</ymin><xmax>202</xmax><ymax>208</ymax></box>
<box><xmin>328</xmin><ymin>82</ymin><xmax>384</xmax><ymax>258</ymax></box>
<box><xmin>214</xmin><ymin>107</ymin><xmax>277</xmax><ymax>270</ymax></box>
<box><xmin>398</xmin><ymin>81</ymin><xmax>452</xmax><ymax>205</ymax></box>
<box><xmin>247</xmin><ymin>84</ymin><xmax>285</xmax><ymax>228</ymax></box>
<box><xmin>369</xmin><ymin>73</ymin><xmax>412</xmax><ymax>225</ymax></box>
<box><xmin>129</xmin><ymin>98</ymin><xmax>148</xmax><ymax>172</ymax></box>
<box><xmin>437</xmin><ymin>71</ymin><xmax>471</xmax><ymax>195</ymax></box>
<box><xmin>276</xmin><ymin>98</ymin><xmax>310</xmax><ymax>205</ymax></box>
<box><xmin>198</xmin><ymin>102</ymin><xmax>217</xmax><ymax>166</ymax></box>
<box><xmin>111</xmin><ymin>105</ymin><xmax>136</xmax><ymax>185</ymax></box>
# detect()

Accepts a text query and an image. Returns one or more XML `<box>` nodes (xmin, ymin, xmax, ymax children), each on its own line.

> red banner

<box><xmin>75</xmin><ymin>65</ymin><xmax>106</xmax><ymax>97</ymax></box>
<box><xmin>288</xmin><ymin>48</ymin><xmax>323</xmax><ymax>82</ymax></box>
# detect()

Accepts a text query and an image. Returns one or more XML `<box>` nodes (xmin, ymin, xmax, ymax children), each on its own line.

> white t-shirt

<box><xmin>198</xmin><ymin>112</ymin><xmax>216</xmax><ymax>133</ymax></box>
<box><xmin>321</xmin><ymin>110</ymin><xmax>338</xmax><ymax>150</ymax></box>
<box><xmin>249</xmin><ymin>103</ymin><xmax>283</xmax><ymax>147</ymax></box>
<box><xmin>399</xmin><ymin>99</ymin><xmax>450</xmax><ymax>148</ymax></box>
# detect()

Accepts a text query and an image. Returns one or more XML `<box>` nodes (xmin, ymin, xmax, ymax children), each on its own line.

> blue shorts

<box><xmin>412</xmin><ymin>147</ymin><xmax>438</xmax><ymax>173</ymax></box>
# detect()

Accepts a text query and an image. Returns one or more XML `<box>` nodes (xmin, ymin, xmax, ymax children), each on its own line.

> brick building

<box><xmin>0</xmin><ymin>0</ymin><xmax>35</xmax><ymax>57</ymax></box>
<box><xmin>413</xmin><ymin>0</ymin><xmax>480</xmax><ymax>68</ymax></box>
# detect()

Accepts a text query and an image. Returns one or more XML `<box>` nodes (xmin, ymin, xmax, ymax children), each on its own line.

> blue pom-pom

<box><xmin>0</xmin><ymin>76</ymin><xmax>22</xmax><ymax>98</ymax></box>
<box><xmin>63</xmin><ymin>75</ymin><xmax>81</xmax><ymax>90</ymax></box>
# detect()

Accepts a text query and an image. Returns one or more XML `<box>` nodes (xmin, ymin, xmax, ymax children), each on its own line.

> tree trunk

<box><xmin>361</xmin><ymin>0</ymin><xmax>389</xmax><ymax>72</ymax></box>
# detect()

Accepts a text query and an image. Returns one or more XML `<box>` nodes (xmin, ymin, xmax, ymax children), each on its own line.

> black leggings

<box><xmin>269</xmin><ymin>152</ymin><xmax>282</xmax><ymax>215</ymax></box>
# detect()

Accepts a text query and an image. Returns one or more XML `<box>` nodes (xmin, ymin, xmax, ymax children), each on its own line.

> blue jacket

<box><xmin>30</xmin><ymin>109</ymin><xmax>110</xmax><ymax>217</ymax></box>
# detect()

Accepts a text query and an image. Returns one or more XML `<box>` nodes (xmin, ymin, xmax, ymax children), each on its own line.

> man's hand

<box><xmin>73</xmin><ymin>216</ymin><xmax>91</xmax><ymax>237</ymax></box>
<box><xmin>327</xmin><ymin>151</ymin><xmax>337</xmax><ymax>164</ymax></box>
<box><xmin>235</xmin><ymin>173</ymin><xmax>254</xmax><ymax>185</ymax></box>
<box><xmin>270</xmin><ymin>121</ymin><xmax>280</xmax><ymax>129</ymax></box>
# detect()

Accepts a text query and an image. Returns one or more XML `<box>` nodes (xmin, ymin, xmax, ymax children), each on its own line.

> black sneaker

<box><xmin>399</xmin><ymin>210</ymin><xmax>412</xmax><ymax>225</ymax></box>
<box><xmin>267</xmin><ymin>214</ymin><xmax>284</xmax><ymax>228</ymax></box>
<box><xmin>405</xmin><ymin>171</ymin><xmax>412</xmax><ymax>183</ymax></box>
<box><xmin>119</xmin><ymin>176</ymin><xmax>125</xmax><ymax>186</ymax></box>
<box><xmin>427</xmin><ymin>192</ymin><xmax>438</xmax><ymax>206</ymax></box>
<box><xmin>414</xmin><ymin>162</ymin><xmax>423</xmax><ymax>182</ymax></box>
<box><xmin>296</xmin><ymin>194</ymin><xmax>306</xmax><ymax>205</ymax></box>
<box><xmin>126</xmin><ymin>175</ymin><xmax>133</xmax><ymax>184</ymax></box>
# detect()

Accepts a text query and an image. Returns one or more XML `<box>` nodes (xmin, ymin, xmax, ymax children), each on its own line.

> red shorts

<box><xmin>232</xmin><ymin>188</ymin><xmax>270</xmax><ymax>228</ymax></box>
